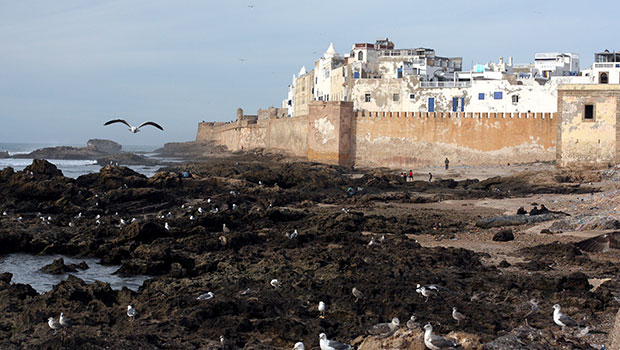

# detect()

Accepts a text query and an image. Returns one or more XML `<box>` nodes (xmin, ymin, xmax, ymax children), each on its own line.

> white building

<box><xmin>533</xmin><ymin>52</ymin><xmax>579</xmax><ymax>78</ymax></box>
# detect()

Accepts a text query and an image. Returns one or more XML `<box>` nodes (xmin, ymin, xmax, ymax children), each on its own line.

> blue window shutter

<box><xmin>354</xmin><ymin>72</ymin><xmax>360</xmax><ymax>79</ymax></box>
<box><xmin>428</xmin><ymin>98</ymin><xmax>435</xmax><ymax>112</ymax></box>
<box><xmin>494</xmin><ymin>92</ymin><xmax>502</xmax><ymax>99</ymax></box>
<box><xmin>460</xmin><ymin>98</ymin><xmax>464</xmax><ymax>112</ymax></box>
<box><xmin>478</xmin><ymin>93</ymin><xmax>485</xmax><ymax>100</ymax></box>
<box><xmin>452</xmin><ymin>97</ymin><xmax>457</xmax><ymax>112</ymax></box>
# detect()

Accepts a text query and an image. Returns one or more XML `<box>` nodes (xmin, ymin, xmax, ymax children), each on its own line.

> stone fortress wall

<box><xmin>197</xmin><ymin>102</ymin><xmax>556</xmax><ymax>168</ymax></box>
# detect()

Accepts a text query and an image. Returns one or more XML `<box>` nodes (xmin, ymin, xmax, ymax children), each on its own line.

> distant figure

<box><xmin>445</xmin><ymin>158</ymin><xmax>450</xmax><ymax>170</ymax></box>
<box><xmin>428</xmin><ymin>172</ymin><xmax>433</xmax><ymax>182</ymax></box>
<box><xmin>401</xmin><ymin>172</ymin><xmax>407</xmax><ymax>182</ymax></box>
<box><xmin>539</xmin><ymin>204</ymin><xmax>550</xmax><ymax>214</ymax></box>
<box><xmin>516</xmin><ymin>207</ymin><xmax>527</xmax><ymax>215</ymax></box>
<box><xmin>346</xmin><ymin>187</ymin><xmax>355</xmax><ymax>198</ymax></box>
<box><xmin>408</xmin><ymin>170</ymin><xmax>413</xmax><ymax>179</ymax></box>
<box><xmin>529</xmin><ymin>205</ymin><xmax>541</xmax><ymax>216</ymax></box>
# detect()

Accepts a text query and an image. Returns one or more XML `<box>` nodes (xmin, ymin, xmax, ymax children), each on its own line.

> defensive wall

<box><xmin>197</xmin><ymin>102</ymin><xmax>557</xmax><ymax>168</ymax></box>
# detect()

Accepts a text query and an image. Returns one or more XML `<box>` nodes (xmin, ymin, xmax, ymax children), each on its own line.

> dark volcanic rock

<box><xmin>13</xmin><ymin>146</ymin><xmax>107</xmax><ymax>160</ymax></box>
<box><xmin>493</xmin><ymin>229</ymin><xmax>514</xmax><ymax>242</ymax></box>
<box><xmin>121</xmin><ymin>221</ymin><xmax>169</xmax><ymax>243</ymax></box>
<box><xmin>23</xmin><ymin>159</ymin><xmax>63</xmax><ymax>178</ymax></box>
<box><xmin>41</xmin><ymin>258</ymin><xmax>78</xmax><ymax>274</ymax></box>
<box><xmin>87</xmin><ymin>139</ymin><xmax>122</xmax><ymax>153</ymax></box>
<box><xmin>96</xmin><ymin>152</ymin><xmax>159</xmax><ymax>166</ymax></box>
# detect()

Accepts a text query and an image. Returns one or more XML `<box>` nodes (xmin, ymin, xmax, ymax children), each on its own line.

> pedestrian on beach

<box><xmin>408</xmin><ymin>170</ymin><xmax>413</xmax><ymax>181</ymax></box>
<box><xmin>428</xmin><ymin>172</ymin><xmax>433</xmax><ymax>182</ymax></box>
<box><xmin>444</xmin><ymin>158</ymin><xmax>450</xmax><ymax>170</ymax></box>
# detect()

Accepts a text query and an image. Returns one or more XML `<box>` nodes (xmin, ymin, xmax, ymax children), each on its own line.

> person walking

<box><xmin>444</xmin><ymin>158</ymin><xmax>450</xmax><ymax>170</ymax></box>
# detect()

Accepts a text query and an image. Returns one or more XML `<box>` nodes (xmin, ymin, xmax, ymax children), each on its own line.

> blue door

<box><xmin>428</xmin><ymin>97</ymin><xmax>435</xmax><ymax>112</ymax></box>
<box><xmin>460</xmin><ymin>97</ymin><xmax>465</xmax><ymax>112</ymax></box>
<box><xmin>452</xmin><ymin>97</ymin><xmax>458</xmax><ymax>112</ymax></box>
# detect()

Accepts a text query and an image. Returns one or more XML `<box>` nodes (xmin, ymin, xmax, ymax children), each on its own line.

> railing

<box><xmin>593</xmin><ymin>63</ymin><xmax>618</xmax><ymax>68</ymax></box>
<box><xmin>419</xmin><ymin>81</ymin><xmax>472</xmax><ymax>88</ymax></box>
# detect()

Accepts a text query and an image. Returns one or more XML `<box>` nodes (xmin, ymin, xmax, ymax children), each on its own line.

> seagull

<box><xmin>197</xmin><ymin>207</ymin><xmax>204</xmax><ymax>214</ymax></box>
<box><xmin>120</xmin><ymin>218</ymin><xmax>127</xmax><ymax>225</ymax></box>
<box><xmin>210</xmin><ymin>208</ymin><xmax>219</xmax><ymax>214</ymax></box>
<box><xmin>553</xmin><ymin>304</ymin><xmax>579</xmax><ymax>331</ymax></box>
<box><xmin>452</xmin><ymin>307</ymin><xmax>466</xmax><ymax>325</ymax></box>
<box><xmin>367</xmin><ymin>317</ymin><xmax>400</xmax><ymax>336</ymax></box>
<box><xmin>318</xmin><ymin>301</ymin><xmax>326</xmax><ymax>318</ymax></box>
<box><xmin>423</xmin><ymin>323</ymin><xmax>460</xmax><ymax>350</ymax></box>
<box><xmin>285</xmin><ymin>229</ymin><xmax>298</xmax><ymax>239</ymax></box>
<box><xmin>222</xmin><ymin>223</ymin><xmax>230</xmax><ymax>233</ymax></box>
<box><xmin>417</xmin><ymin>286</ymin><xmax>437</xmax><ymax>302</ymax></box>
<box><xmin>197</xmin><ymin>292</ymin><xmax>214</xmax><ymax>300</ymax></box>
<box><xmin>352</xmin><ymin>287</ymin><xmax>364</xmax><ymax>302</ymax></box>
<box><xmin>48</xmin><ymin>317</ymin><xmax>61</xmax><ymax>333</ymax></box>
<box><xmin>59</xmin><ymin>312</ymin><xmax>73</xmax><ymax>329</ymax></box>
<box><xmin>293</xmin><ymin>342</ymin><xmax>305</xmax><ymax>350</ymax></box>
<box><xmin>270</xmin><ymin>279</ymin><xmax>282</xmax><ymax>289</ymax></box>
<box><xmin>165</xmin><ymin>222</ymin><xmax>170</xmax><ymax>231</ymax></box>
<box><xmin>319</xmin><ymin>333</ymin><xmax>352</xmax><ymax>350</ymax></box>
<box><xmin>406</xmin><ymin>315</ymin><xmax>420</xmax><ymax>330</ymax></box>
<box><xmin>127</xmin><ymin>305</ymin><xmax>137</xmax><ymax>322</ymax></box>
<box><xmin>239</xmin><ymin>288</ymin><xmax>251</xmax><ymax>295</ymax></box>
<box><xmin>104</xmin><ymin>119</ymin><xmax>164</xmax><ymax>133</ymax></box>
<box><xmin>2</xmin><ymin>211</ymin><xmax>6</xmax><ymax>216</ymax></box>
<box><xmin>512</xmin><ymin>298</ymin><xmax>539</xmax><ymax>325</ymax></box>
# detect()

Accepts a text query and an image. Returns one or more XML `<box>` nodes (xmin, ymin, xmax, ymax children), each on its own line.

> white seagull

<box><xmin>352</xmin><ymin>287</ymin><xmax>364</xmax><ymax>302</ymax></box>
<box><xmin>104</xmin><ymin>119</ymin><xmax>164</xmax><ymax>133</ymax></box>
<box><xmin>553</xmin><ymin>304</ymin><xmax>579</xmax><ymax>331</ymax></box>
<box><xmin>48</xmin><ymin>317</ymin><xmax>61</xmax><ymax>333</ymax></box>
<box><xmin>318</xmin><ymin>301</ymin><xmax>327</xmax><ymax>318</ymax></box>
<box><xmin>293</xmin><ymin>342</ymin><xmax>305</xmax><ymax>350</ymax></box>
<box><xmin>164</xmin><ymin>222</ymin><xmax>170</xmax><ymax>231</ymax></box>
<box><xmin>270</xmin><ymin>279</ymin><xmax>282</xmax><ymax>289</ymax></box>
<box><xmin>423</xmin><ymin>323</ymin><xmax>460</xmax><ymax>350</ymax></box>
<box><xmin>127</xmin><ymin>305</ymin><xmax>137</xmax><ymax>322</ymax></box>
<box><xmin>417</xmin><ymin>286</ymin><xmax>438</xmax><ymax>302</ymax></box>
<box><xmin>319</xmin><ymin>333</ymin><xmax>352</xmax><ymax>350</ymax></box>
<box><xmin>197</xmin><ymin>292</ymin><xmax>214</xmax><ymax>300</ymax></box>
<box><xmin>407</xmin><ymin>315</ymin><xmax>420</xmax><ymax>330</ymax></box>
<box><xmin>59</xmin><ymin>312</ymin><xmax>73</xmax><ymax>329</ymax></box>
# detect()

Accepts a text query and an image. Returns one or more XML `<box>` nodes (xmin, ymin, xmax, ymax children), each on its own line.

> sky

<box><xmin>1</xmin><ymin>0</ymin><xmax>619</xmax><ymax>147</ymax></box>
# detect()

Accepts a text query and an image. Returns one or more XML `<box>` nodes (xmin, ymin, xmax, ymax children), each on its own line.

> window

<box><xmin>584</xmin><ymin>104</ymin><xmax>594</xmax><ymax>120</ymax></box>
<box><xmin>478</xmin><ymin>93</ymin><xmax>485</xmax><ymax>100</ymax></box>
<box><xmin>393</xmin><ymin>94</ymin><xmax>400</xmax><ymax>102</ymax></box>
<box><xmin>428</xmin><ymin>97</ymin><xmax>435</xmax><ymax>112</ymax></box>
<box><xmin>409</xmin><ymin>94</ymin><xmax>415</xmax><ymax>100</ymax></box>
<box><xmin>365</xmin><ymin>93</ymin><xmax>371</xmax><ymax>102</ymax></box>
<box><xmin>512</xmin><ymin>95</ymin><xmax>519</xmax><ymax>103</ymax></box>
<box><xmin>600</xmin><ymin>72</ymin><xmax>609</xmax><ymax>84</ymax></box>
<box><xmin>353</xmin><ymin>71</ymin><xmax>360</xmax><ymax>79</ymax></box>
<box><xmin>358</xmin><ymin>51</ymin><xmax>364</xmax><ymax>61</ymax></box>
<box><xmin>494</xmin><ymin>92</ymin><xmax>503</xmax><ymax>100</ymax></box>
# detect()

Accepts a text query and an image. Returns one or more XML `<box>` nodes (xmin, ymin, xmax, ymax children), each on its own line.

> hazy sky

<box><xmin>1</xmin><ymin>0</ymin><xmax>618</xmax><ymax>146</ymax></box>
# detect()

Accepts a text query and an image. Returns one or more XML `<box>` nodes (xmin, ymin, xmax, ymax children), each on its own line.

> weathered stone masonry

<box><xmin>197</xmin><ymin>102</ymin><xmax>557</xmax><ymax>168</ymax></box>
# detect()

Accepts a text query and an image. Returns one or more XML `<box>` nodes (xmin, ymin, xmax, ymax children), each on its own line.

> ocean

<box><xmin>0</xmin><ymin>142</ymin><xmax>163</xmax><ymax>178</ymax></box>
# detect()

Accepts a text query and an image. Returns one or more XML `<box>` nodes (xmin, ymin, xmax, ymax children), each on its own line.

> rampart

<box><xmin>196</xmin><ymin>103</ymin><xmax>557</xmax><ymax>168</ymax></box>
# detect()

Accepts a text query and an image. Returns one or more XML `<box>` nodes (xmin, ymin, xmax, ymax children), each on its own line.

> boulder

<box><xmin>87</xmin><ymin>139</ymin><xmax>122</xmax><ymax>153</ymax></box>
<box><xmin>23</xmin><ymin>159</ymin><xmax>63</xmax><ymax>178</ymax></box>
<box><xmin>40</xmin><ymin>258</ymin><xmax>77</xmax><ymax>274</ymax></box>
<box><xmin>493</xmin><ymin>229</ymin><xmax>514</xmax><ymax>242</ymax></box>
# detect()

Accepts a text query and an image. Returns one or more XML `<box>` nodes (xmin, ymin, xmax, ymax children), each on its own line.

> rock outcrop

<box><xmin>87</xmin><ymin>139</ymin><xmax>122</xmax><ymax>154</ymax></box>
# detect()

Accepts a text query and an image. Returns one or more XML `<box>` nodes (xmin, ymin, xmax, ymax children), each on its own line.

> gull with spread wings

<box><xmin>104</xmin><ymin>119</ymin><xmax>164</xmax><ymax>133</ymax></box>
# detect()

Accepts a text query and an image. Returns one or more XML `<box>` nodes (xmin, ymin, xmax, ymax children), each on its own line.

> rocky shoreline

<box><xmin>0</xmin><ymin>157</ymin><xmax>617</xmax><ymax>349</ymax></box>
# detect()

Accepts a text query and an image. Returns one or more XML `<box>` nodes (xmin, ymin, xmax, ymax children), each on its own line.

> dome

<box><xmin>323</xmin><ymin>42</ymin><xmax>338</xmax><ymax>59</ymax></box>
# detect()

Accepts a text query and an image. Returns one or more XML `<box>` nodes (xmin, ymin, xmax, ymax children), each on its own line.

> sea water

<box><xmin>0</xmin><ymin>142</ymin><xmax>162</xmax><ymax>178</ymax></box>
<box><xmin>0</xmin><ymin>253</ymin><xmax>149</xmax><ymax>293</ymax></box>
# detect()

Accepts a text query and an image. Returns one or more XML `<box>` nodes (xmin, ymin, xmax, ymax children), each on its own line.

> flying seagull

<box><xmin>423</xmin><ymin>323</ymin><xmax>460</xmax><ymax>350</ymax></box>
<box><xmin>104</xmin><ymin>119</ymin><xmax>164</xmax><ymax>133</ymax></box>
<box><xmin>319</xmin><ymin>333</ymin><xmax>352</xmax><ymax>350</ymax></box>
<box><xmin>576</xmin><ymin>232</ymin><xmax>620</xmax><ymax>252</ymax></box>
<box><xmin>552</xmin><ymin>304</ymin><xmax>579</xmax><ymax>331</ymax></box>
